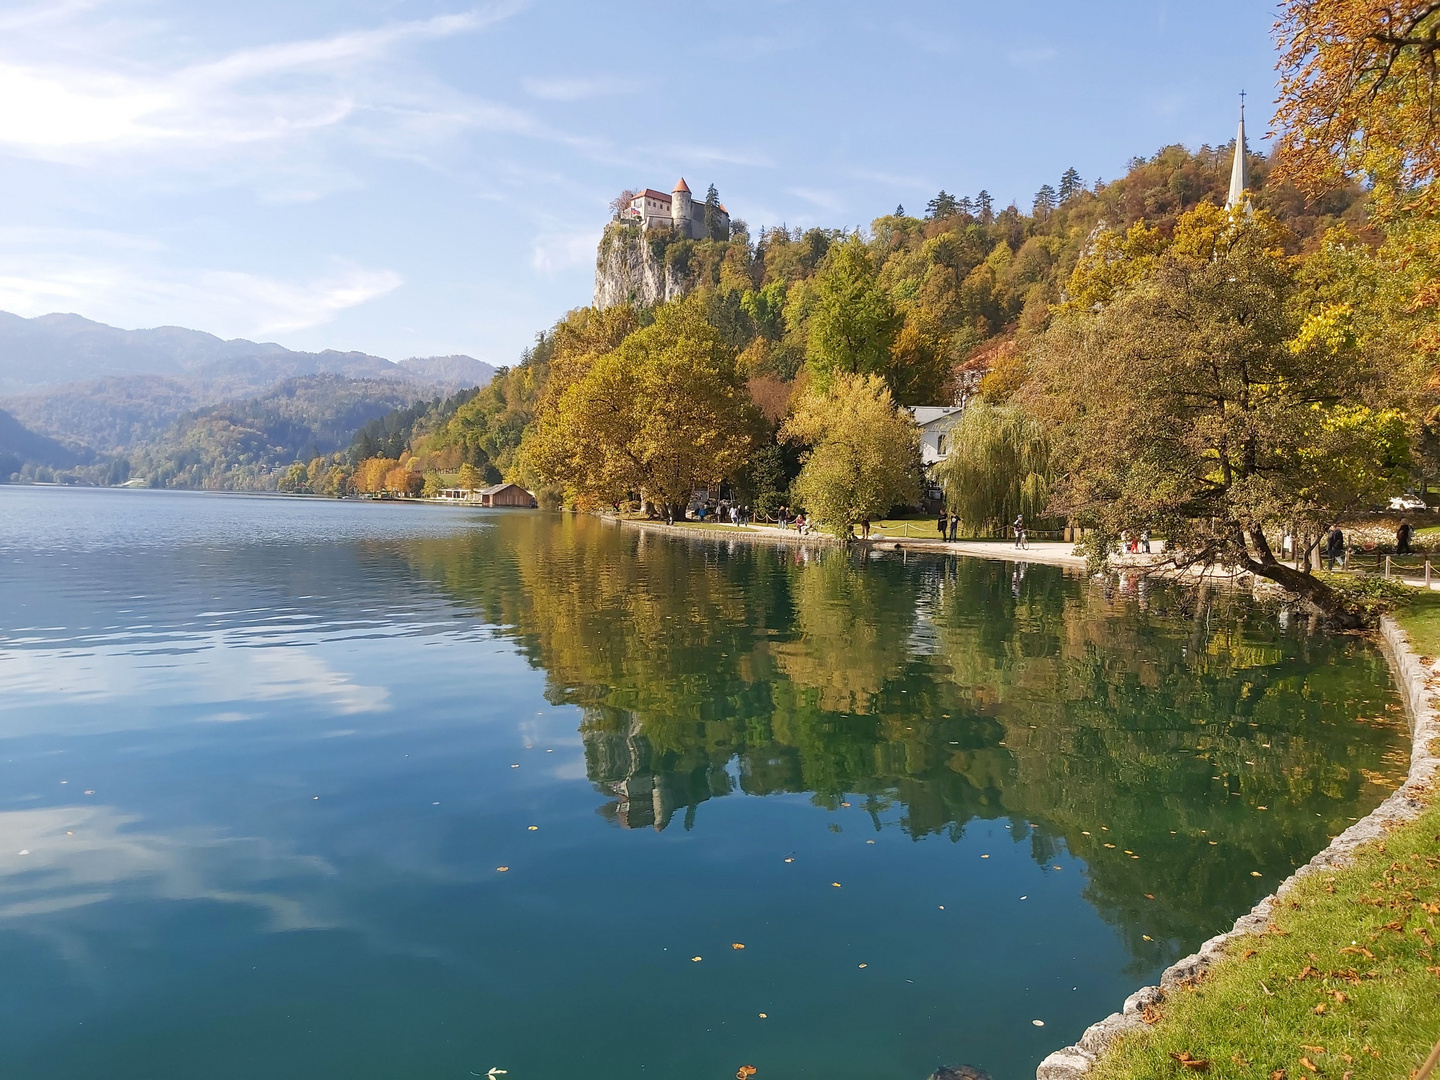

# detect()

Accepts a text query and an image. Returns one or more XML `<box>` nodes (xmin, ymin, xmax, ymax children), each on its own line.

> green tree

<box><xmin>782</xmin><ymin>373</ymin><xmax>921</xmax><ymax>535</ymax></box>
<box><xmin>925</xmin><ymin>191</ymin><xmax>959</xmax><ymax>219</ymax></box>
<box><xmin>1033</xmin><ymin>184</ymin><xmax>1057</xmax><ymax>216</ymax></box>
<box><xmin>804</xmin><ymin>236</ymin><xmax>903</xmax><ymax>389</ymax></box>
<box><xmin>1058</xmin><ymin>167</ymin><xmax>1083</xmax><ymax>201</ymax></box>
<box><xmin>704</xmin><ymin>183</ymin><xmax>726</xmax><ymax>240</ymax></box>
<box><xmin>932</xmin><ymin>399</ymin><xmax>1051</xmax><ymax>535</ymax></box>
<box><xmin>1026</xmin><ymin>203</ymin><xmax>1406</xmax><ymax>624</ymax></box>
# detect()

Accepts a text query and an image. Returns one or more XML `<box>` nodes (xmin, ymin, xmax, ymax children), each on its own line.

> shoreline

<box><xmin>1035</xmin><ymin>614</ymin><xmax>1440</xmax><ymax>1079</ymax></box>
<box><xmin>608</xmin><ymin>515</ymin><xmax>1090</xmax><ymax>571</ymax></box>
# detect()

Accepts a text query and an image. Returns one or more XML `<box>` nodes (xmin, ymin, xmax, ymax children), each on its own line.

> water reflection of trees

<box><xmin>403</xmin><ymin>515</ymin><xmax>1408</xmax><ymax>965</ymax></box>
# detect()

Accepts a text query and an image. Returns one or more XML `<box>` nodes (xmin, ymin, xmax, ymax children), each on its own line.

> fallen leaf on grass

<box><xmin>1242</xmin><ymin>949</ymin><xmax>1258</xmax><ymax>960</ymax></box>
<box><xmin>1301</xmin><ymin>1046</ymin><xmax>1326</xmax><ymax>1055</ymax></box>
<box><xmin>1299</xmin><ymin>1057</ymin><xmax>1319</xmax><ymax>1073</ymax></box>
<box><xmin>1314</xmin><ymin>1003</ymin><xmax>1327</xmax><ymax>1015</ymax></box>
<box><xmin>1339</xmin><ymin>945</ymin><xmax>1375</xmax><ymax>959</ymax></box>
<box><xmin>1270</xmin><ymin>1070</ymin><xmax>1286</xmax><ymax>1080</ymax></box>
<box><xmin>1168</xmin><ymin>1051</ymin><xmax>1209</xmax><ymax>1071</ymax></box>
<box><xmin>1331</xmin><ymin>991</ymin><xmax>1348</xmax><ymax>1004</ymax></box>
<box><xmin>1141</xmin><ymin>1004</ymin><xmax>1162</xmax><ymax>1024</ymax></box>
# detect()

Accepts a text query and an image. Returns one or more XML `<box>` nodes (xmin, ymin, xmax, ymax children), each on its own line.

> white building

<box><xmin>908</xmin><ymin>406</ymin><xmax>965</xmax><ymax>466</ymax></box>
<box><xmin>621</xmin><ymin>178</ymin><xmax>730</xmax><ymax>240</ymax></box>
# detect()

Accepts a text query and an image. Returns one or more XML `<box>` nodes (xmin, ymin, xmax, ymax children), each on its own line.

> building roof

<box><xmin>1225</xmin><ymin>99</ymin><xmax>1250</xmax><ymax>211</ymax></box>
<box><xmin>908</xmin><ymin>406</ymin><xmax>964</xmax><ymax>427</ymax></box>
<box><xmin>673</xmin><ymin>177</ymin><xmax>691</xmax><ymax>193</ymax></box>
<box><xmin>480</xmin><ymin>482</ymin><xmax>531</xmax><ymax>495</ymax></box>
<box><xmin>632</xmin><ymin>189</ymin><xmax>672</xmax><ymax>203</ymax></box>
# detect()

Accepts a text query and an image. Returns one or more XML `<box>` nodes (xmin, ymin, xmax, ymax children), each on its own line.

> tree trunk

<box><xmin>1242</xmin><ymin>526</ymin><xmax>1360</xmax><ymax>628</ymax></box>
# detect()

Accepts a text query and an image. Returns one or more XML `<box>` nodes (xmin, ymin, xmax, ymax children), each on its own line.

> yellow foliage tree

<box><xmin>782</xmin><ymin>373</ymin><xmax>922</xmax><ymax>536</ymax></box>
<box><xmin>523</xmin><ymin>298</ymin><xmax>760</xmax><ymax>514</ymax></box>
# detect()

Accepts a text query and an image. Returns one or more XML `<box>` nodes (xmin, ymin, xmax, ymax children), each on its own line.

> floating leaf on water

<box><xmin>1251</xmin><ymin>871</ymin><xmax>1262</xmax><ymax>877</ymax></box>
<box><xmin>1145</xmin><ymin>894</ymin><xmax>1155</xmax><ymax>900</ymax></box>
<box><xmin>858</xmin><ymin>963</ymin><xmax>867</xmax><ymax>968</ymax></box>
<box><xmin>1031</xmin><ymin>1019</ymin><xmax>1044</xmax><ymax>1027</ymax></box>
<box><xmin>1104</xmin><ymin>843</ymin><xmax>1116</xmax><ymax>849</ymax></box>
<box><xmin>832</xmin><ymin>882</ymin><xmax>842</xmax><ymax>887</ymax></box>
<box><xmin>758</xmin><ymin>1013</ymin><xmax>767</xmax><ymax>1019</ymax></box>
<box><xmin>731</xmin><ymin>943</ymin><xmax>745</xmax><ymax>950</ymax></box>
<box><xmin>1019</xmin><ymin>896</ymin><xmax>1027</xmax><ymax>901</ymax></box>
<box><xmin>496</xmin><ymin>866</ymin><xmax>509</xmax><ymax>872</ymax></box>
<box><xmin>528</xmin><ymin>826</ymin><xmax>538</xmax><ymax>831</ymax></box>
<box><xmin>736</xmin><ymin>1067</ymin><xmax>758</xmax><ymax>1080</ymax></box>
<box><xmin>866</xmin><ymin>840</ymin><xmax>875</xmax><ymax>845</ymax></box>
<box><xmin>692</xmin><ymin>956</ymin><xmax>702</xmax><ymax>962</ymax></box>
<box><xmin>980</xmin><ymin>854</ymin><xmax>989</xmax><ymax>859</ymax></box>
<box><xmin>1143</xmin><ymin>935</ymin><xmax>1153</xmax><ymax>941</ymax></box>
<box><xmin>938</xmin><ymin>905</ymin><xmax>945</xmax><ymax>910</ymax></box>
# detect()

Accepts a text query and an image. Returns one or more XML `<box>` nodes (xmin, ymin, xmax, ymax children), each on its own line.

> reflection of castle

<box><xmin>584</xmin><ymin>718</ymin><xmax>732</xmax><ymax>831</ymax></box>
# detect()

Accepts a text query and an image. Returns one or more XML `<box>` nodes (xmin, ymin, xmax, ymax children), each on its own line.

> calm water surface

<box><xmin>0</xmin><ymin>488</ymin><xmax>1411</xmax><ymax>1080</ymax></box>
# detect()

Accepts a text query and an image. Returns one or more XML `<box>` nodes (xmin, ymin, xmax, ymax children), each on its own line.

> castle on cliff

<box><xmin>619</xmin><ymin>178</ymin><xmax>730</xmax><ymax>241</ymax></box>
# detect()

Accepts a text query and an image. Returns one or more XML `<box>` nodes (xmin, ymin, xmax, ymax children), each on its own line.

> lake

<box><xmin>0</xmin><ymin>487</ymin><xmax>1411</xmax><ymax>1080</ymax></box>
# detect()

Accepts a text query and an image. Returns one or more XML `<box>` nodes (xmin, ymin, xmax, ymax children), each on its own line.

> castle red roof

<box><xmin>632</xmin><ymin>188</ymin><xmax>671</xmax><ymax>202</ymax></box>
<box><xmin>673</xmin><ymin>177</ymin><xmax>691</xmax><ymax>193</ymax></box>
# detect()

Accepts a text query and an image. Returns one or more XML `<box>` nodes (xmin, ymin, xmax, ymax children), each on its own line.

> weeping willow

<box><xmin>932</xmin><ymin>400</ymin><xmax>1051</xmax><ymax>536</ymax></box>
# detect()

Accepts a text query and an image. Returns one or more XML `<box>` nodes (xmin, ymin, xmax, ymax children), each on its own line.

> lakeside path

<box><xmin>609</xmin><ymin>516</ymin><xmax>1089</xmax><ymax>571</ymax></box>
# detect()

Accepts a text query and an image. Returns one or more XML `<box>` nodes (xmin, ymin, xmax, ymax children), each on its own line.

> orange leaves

<box><xmin>1299</xmin><ymin>1055</ymin><xmax>1319</xmax><ymax>1073</ymax></box>
<box><xmin>736</xmin><ymin>1067</ymin><xmax>758</xmax><ymax>1080</ymax></box>
<box><xmin>731</xmin><ymin>943</ymin><xmax>746</xmax><ymax>950</ymax></box>
<box><xmin>1340</xmin><ymin>944</ymin><xmax>1376</xmax><ymax>959</ymax></box>
<box><xmin>1169</xmin><ymin>1051</ymin><xmax>1210</xmax><ymax>1071</ymax></box>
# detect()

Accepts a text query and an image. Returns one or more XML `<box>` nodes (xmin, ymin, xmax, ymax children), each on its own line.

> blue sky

<box><xmin>0</xmin><ymin>0</ymin><xmax>1276</xmax><ymax>366</ymax></box>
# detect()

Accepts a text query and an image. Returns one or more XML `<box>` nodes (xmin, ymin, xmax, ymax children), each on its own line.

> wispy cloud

<box><xmin>0</xmin><ymin>4</ymin><xmax>529</xmax><ymax>160</ymax></box>
<box><xmin>0</xmin><ymin>252</ymin><xmax>402</xmax><ymax>338</ymax></box>
<box><xmin>522</xmin><ymin>74</ymin><xmax>644</xmax><ymax>101</ymax></box>
<box><xmin>847</xmin><ymin>167</ymin><xmax>934</xmax><ymax>192</ymax></box>
<box><xmin>531</xmin><ymin>225</ymin><xmax>602</xmax><ymax>276</ymax></box>
<box><xmin>787</xmin><ymin>186</ymin><xmax>846</xmax><ymax>212</ymax></box>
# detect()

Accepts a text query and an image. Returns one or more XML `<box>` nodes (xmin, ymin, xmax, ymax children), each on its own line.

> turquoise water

<box><xmin>0</xmin><ymin>488</ymin><xmax>1410</xmax><ymax>1080</ymax></box>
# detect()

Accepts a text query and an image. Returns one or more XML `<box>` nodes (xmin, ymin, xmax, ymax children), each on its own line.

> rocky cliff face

<box><xmin>593</xmin><ymin>223</ymin><xmax>691</xmax><ymax>309</ymax></box>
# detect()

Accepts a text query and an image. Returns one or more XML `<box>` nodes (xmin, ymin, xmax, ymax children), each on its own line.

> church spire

<box><xmin>1225</xmin><ymin>91</ymin><xmax>1251</xmax><ymax>212</ymax></box>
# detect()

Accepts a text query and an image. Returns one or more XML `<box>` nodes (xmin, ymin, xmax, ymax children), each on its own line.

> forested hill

<box><xmin>345</xmin><ymin>141</ymin><xmax>1366</xmax><ymax>500</ymax></box>
<box><xmin>0</xmin><ymin>311</ymin><xmax>496</xmax><ymax>394</ymax></box>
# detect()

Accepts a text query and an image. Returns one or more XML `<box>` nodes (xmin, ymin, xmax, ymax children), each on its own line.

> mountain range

<box><xmin>0</xmin><ymin>311</ymin><xmax>496</xmax><ymax>484</ymax></box>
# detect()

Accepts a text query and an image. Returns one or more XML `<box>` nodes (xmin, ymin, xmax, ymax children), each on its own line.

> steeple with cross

<box><xmin>1225</xmin><ymin>91</ymin><xmax>1251</xmax><ymax>212</ymax></box>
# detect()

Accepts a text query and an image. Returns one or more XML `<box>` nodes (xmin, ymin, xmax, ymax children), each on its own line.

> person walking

<box><xmin>1398</xmin><ymin>518</ymin><xmax>1414</xmax><ymax>556</ymax></box>
<box><xmin>1141</xmin><ymin>529</ymin><xmax>1151</xmax><ymax>554</ymax></box>
<box><xmin>937</xmin><ymin>511</ymin><xmax>948</xmax><ymax>540</ymax></box>
<box><xmin>1325</xmin><ymin>524</ymin><xmax>1346</xmax><ymax>570</ymax></box>
<box><xmin>948</xmin><ymin>512</ymin><xmax>959</xmax><ymax>541</ymax></box>
<box><xmin>860</xmin><ymin>518</ymin><xmax>871</xmax><ymax>540</ymax></box>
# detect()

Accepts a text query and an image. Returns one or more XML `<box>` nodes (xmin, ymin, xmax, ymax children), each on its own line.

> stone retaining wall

<box><xmin>1035</xmin><ymin>616</ymin><xmax>1440</xmax><ymax>1079</ymax></box>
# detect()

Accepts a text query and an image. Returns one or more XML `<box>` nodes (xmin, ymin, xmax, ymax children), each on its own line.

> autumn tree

<box><xmin>523</xmin><ymin>298</ymin><xmax>758</xmax><ymax>515</ymax></box>
<box><xmin>782</xmin><ymin>373</ymin><xmax>921</xmax><ymax>536</ymax></box>
<box><xmin>804</xmin><ymin>236</ymin><xmax>904</xmax><ymax>389</ymax></box>
<box><xmin>1026</xmin><ymin>204</ymin><xmax>1407</xmax><ymax>624</ymax></box>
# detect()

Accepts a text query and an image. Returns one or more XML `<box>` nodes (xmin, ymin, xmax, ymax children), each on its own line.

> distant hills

<box><xmin>0</xmin><ymin>311</ymin><xmax>496</xmax><ymax>486</ymax></box>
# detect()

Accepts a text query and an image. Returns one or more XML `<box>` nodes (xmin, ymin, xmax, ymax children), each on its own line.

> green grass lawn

<box><xmin>1090</xmin><ymin>799</ymin><xmax>1440</xmax><ymax>1080</ymax></box>
<box><xmin>1395</xmin><ymin>591</ymin><xmax>1440</xmax><ymax>659</ymax></box>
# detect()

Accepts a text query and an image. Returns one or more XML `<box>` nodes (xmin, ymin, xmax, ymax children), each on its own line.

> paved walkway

<box><xmin>618</xmin><ymin>517</ymin><xmax>1090</xmax><ymax>570</ymax></box>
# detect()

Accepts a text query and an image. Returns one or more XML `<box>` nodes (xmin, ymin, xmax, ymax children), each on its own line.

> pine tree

<box><xmin>895</xmin><ymin>204</ymin><xmax>905</xmax><ymax>217</ymax></box>
<box><xmin>1033</xmin><ymin>184</ymin><xmax>1057</xmax><ymax>215</ymax></box>
<box><xmin>976</xmin><ymin>190</ymin><xmax>994</xmax><ymax>224</ymax></box>
<box><xmin>925</xmin><ymin>190</ymin><xmax>959</xmax><ymax>219</ymax></box>
<box><xmin>1058</xmin><ymin>167</ymin><xmax>1083</xmax><ymax>201</ymax></box>
<box><xmin>957</xmin><ymin>195</ymin><xmax>975</xmax><ymax>216</ymax></box>
<box><xmin>704</xmin><ymin>183</ymin><xmax>725</xmax><ymax>240</ymax></box>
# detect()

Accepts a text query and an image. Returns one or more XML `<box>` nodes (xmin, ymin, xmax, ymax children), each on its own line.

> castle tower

<box><xmin>671</xmin><ymin>177</ymin><xmax>693</xmax><ymax>237</ymax></box>
<box><xmin>1224</xmin><ymin>94</ymin><xmax>1250</xmax><ymax>212</ymax></box>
